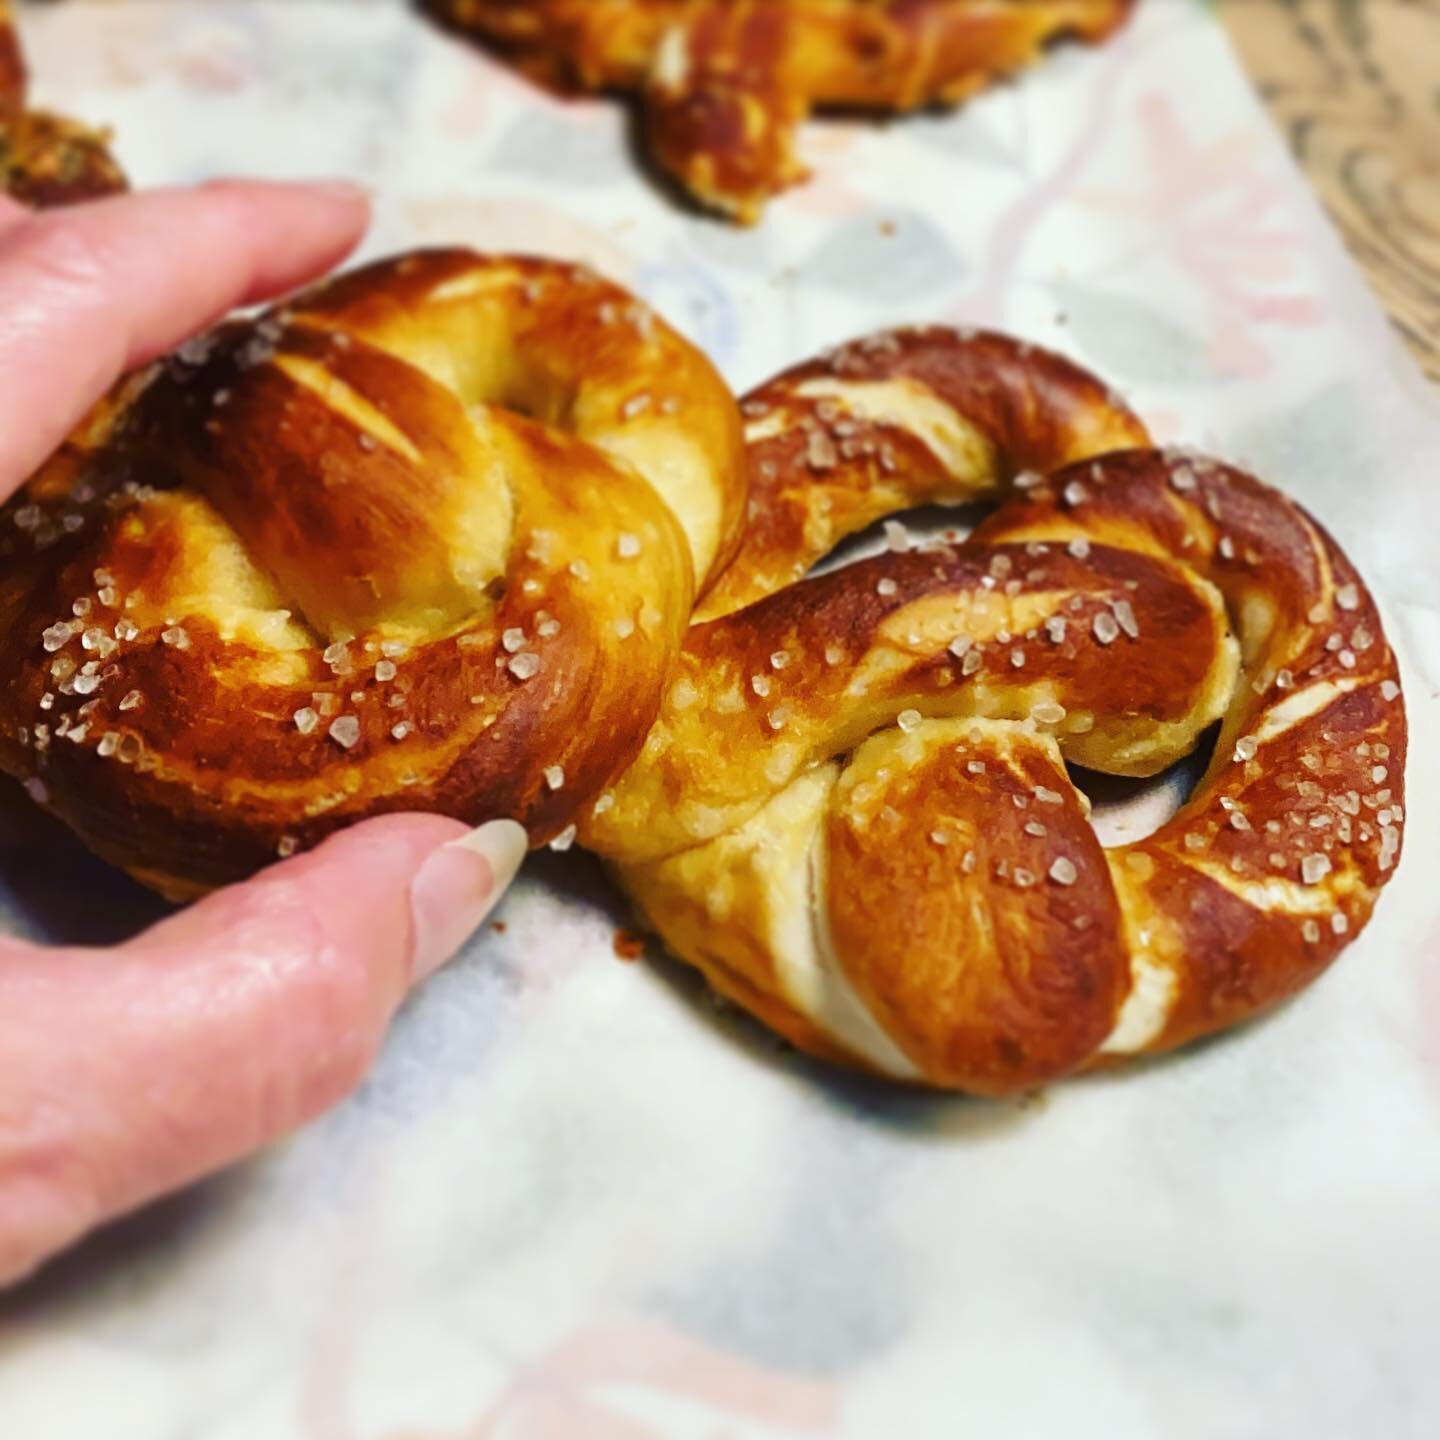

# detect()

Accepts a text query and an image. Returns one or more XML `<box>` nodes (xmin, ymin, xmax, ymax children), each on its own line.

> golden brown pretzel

<box><xmin>430</xmin><ymin>0</ymin><xmax>1134</xmax><ymax>222</ymax></box>
<box><xmin>0</xmin><ymin>250</ymin><xmax>746</xmax><ymax>898</ymax></box>
<box><xmin>584</xmin><ymin>329</ymin><xmax>1408</xmax><ymax>1093</ymax></box>
<box><xmin>0</xmin><ymin>0</ymin><xmax>125</xmax><ymax>207</ymax></box>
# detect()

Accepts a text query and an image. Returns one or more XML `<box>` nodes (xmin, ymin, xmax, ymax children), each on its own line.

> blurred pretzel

<box><xmin>430</xmin><ymin>0</ymin><xmax>1134</xmax><ymax>221</ymax></box>
<box><xmin>0</xmin><ymin>250</ymin><xmax>746</xmax><ymax>897</ymax></box>
<box><xmin>0</xmin><ymin>0</ymin><xmax>125</xmax><ymax>207</ymax></box>
<box><xmin>584</xmin><ymin>329</ymin><xmax>1407</xmax><ymax>1094</ymax></box>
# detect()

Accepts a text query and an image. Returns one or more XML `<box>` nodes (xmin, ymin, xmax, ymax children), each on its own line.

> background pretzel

<box><xmin>0</xmin><ymin>0</ymin><xmax>125</xmax><ymax>206</ymax></box>
<box><xmin>584</xmin><ymin>329</ymin><xmax>1407</xmax><ymax>1094</ymax></box>
<box><xmin>0</xmin><ymin>249</ymin><xmax>746</xmax><ymax>898</ymax></box>
<box><xmin>429</xmin><ymin>0</ymin><xmax>1135</xmax><ymax>222</ymax></box>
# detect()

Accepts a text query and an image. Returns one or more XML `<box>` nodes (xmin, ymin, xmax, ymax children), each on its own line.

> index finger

<box><xmin>0</xmin><ymin>178</ymin><xmax>370</xmax><ymax>496</ymax></box>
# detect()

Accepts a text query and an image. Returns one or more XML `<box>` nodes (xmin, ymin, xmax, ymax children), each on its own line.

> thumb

<box><xmin>0</xmin><ymin>814</ymin><xmax>527</xmax><ymax>1286</ymax></box>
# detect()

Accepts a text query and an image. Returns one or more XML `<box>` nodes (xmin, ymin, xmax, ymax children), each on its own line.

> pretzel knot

<box><xmin>584</xmin><ymin>329</ymin><xmax>1408</xmax><ymax>1095</ymax></box>
<box><xmin>0</xmin><ymin>251</ymin><xmax>745</xmax><ymax>897</ymax></box>
<box><xmin>431</xmin><ymin>0</ymin><xmax>1134</xmax><ymax>222</ymax></box>
<box><xmin>0</xmin><ymin>0</ymin><xmax>125</xmax><ymax>207</ymax></box>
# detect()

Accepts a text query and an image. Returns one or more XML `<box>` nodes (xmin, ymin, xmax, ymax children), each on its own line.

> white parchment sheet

<box><xmin>2</xmin><ymin>3</ymin><xmax>1439</xmax><ymax>1437</ymax></box>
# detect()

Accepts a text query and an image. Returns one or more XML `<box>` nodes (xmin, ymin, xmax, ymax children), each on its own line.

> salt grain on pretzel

<box><xmin>585</xmin><ymin>330</ymin><xmax>1407</xmax><ymax>1096</ymax></box>
<box><xmin>0</xmin><ymin>251</ymin><xmax>745</xmax><ymax>897</ymax></box>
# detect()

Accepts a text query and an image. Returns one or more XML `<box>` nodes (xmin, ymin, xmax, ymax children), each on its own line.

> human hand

<box><xmin>0</xmin><ymin>181</ymin><xmax>527</xmax><ymax>1287</ymax></box>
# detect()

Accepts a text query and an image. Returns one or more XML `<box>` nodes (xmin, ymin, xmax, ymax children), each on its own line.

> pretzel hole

<box><xmin>805</xmin><ymin>500</ymin><xmax>989</xmax><ymax>578</ymax></box>
<box><xmin>1071</xmin><ymin>724</ymin><xmax>1217</xmax><ymax>848</ymax></box>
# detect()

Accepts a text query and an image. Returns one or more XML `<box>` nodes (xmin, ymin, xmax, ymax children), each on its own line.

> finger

<box><xmin>0</xmin><ymin>178</ymin><xmax>370</xmax><ymax>494</ymax></box>
<box><xmin>0</xmin><ymin>814</ymin><xmax>527</xmax><ymax>1287</ymax></box>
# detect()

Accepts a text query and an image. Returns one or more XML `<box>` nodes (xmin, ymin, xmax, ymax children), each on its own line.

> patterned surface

<box><xmin>1</xmin><ymin>1</ymin><xmax>1439</xmax><ymax>1435</ymax></box>
<box><xmin>1221</xmin><ymin>0</ymin><xmax>1440</xmax><ymax>380</ymax></box>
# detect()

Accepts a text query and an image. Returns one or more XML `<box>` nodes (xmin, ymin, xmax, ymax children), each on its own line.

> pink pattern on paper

<box><xmin>377</xmin><ymin>1319</ymin><xmax>839</xmax><ymax>1440</ymax></box>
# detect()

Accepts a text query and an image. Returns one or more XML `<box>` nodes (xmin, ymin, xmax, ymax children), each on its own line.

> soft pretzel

<box><xmin>429</xmin><ymin>0</ymin><xmax>1135</xmax><ymax>222</ymax></box>
<box><xmin>0</xmin><ymin>0</ymin><xmax>125</xmax><ymax>207</ymax></box>
<box><xmin>583</xmin><ymin>329</ymin><xmax>1408</xmax><ymax>1094</ymax></box>
<box><xmin>0</xmin><ymin>250</ymin><xmax>746</xmax><ymax>898</ymax></box>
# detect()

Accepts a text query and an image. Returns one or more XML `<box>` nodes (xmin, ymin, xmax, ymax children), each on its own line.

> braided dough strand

<box><xmin>587</xmin><ymin>334</ymin><xmax>1407</xmax><ymax>1094</ymax></box>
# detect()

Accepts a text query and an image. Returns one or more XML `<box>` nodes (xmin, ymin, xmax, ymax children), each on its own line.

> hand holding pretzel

<box><xmin>585</xmin><ymin>329</ymin><xmax>1407</xmax><ymax>1094</ymax></box>
<box><xmin>0</xmin><ymin>249</ymin><xmax>745</xmax><ymax>897</ymax></box>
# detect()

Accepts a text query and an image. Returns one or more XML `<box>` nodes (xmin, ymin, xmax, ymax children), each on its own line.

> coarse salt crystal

<box><xmin>328</xmin><ymin>715</ymin><xmax>360</xmax><ymax>749</ymax></box>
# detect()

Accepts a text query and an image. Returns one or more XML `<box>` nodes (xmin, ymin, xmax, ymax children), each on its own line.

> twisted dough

<box><xmin>430</xmin><ymin>0</ymin><xmax>1135</xmax><ymax>222</ymax></box>
<box><xmin>0</xmin><ymin>251</ymin><xmax>745</xmax><ymax>897</ymax></box>
<box><xmin>0</xmin><ymin>0</ymin><xmax>125</xmax><ymax>206</ymax></box>
<box><xmin>584</xmin><ymin>329</ymin><xmax>1408</xmax><ymax>1093</ymax></box>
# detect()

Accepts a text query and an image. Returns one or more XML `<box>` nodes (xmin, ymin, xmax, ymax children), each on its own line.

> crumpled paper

<box><xmin>2</xmin><ymin>3</ymin><xmax>1439</xmax><ymax>1436</ymax></box>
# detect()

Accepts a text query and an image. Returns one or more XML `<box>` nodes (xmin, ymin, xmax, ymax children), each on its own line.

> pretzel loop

<box><xmin>586</xmin><ymin>331</ymin><xmax>1407</xmax><ymax>1094</ymax></box>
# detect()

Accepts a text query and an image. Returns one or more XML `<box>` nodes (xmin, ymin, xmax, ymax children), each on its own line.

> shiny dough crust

<box><xmin>0</xmin><ymin>250</ymin><xmax>746</xmax><ymax>898</ymax></box>
<box><xmin>584</xmin><ymin>328</ymin><xmax>1408</xmax><ymax>1094</ymax></box>
<box><xmin>429</xmin><ymin>0</ymin><xmax>1135</xmax><ymax>221</ymax></box>
<box><xmin>0</xmin><ymin>0</ymin><xmax>125</xmax><ymax>207</ymax></box>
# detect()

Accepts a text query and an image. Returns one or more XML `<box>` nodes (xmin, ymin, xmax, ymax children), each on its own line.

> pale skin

<box><xmin>0</xmin><ymin>181</ymin><xmax>527</xmax><ymax>1287</ymax></box>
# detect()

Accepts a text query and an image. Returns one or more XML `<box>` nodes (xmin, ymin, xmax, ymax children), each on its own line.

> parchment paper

<box><xmin>2</xmin><ymin>3</ymin><xmax>1439</xmax><ymax>1436</ymax></box>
